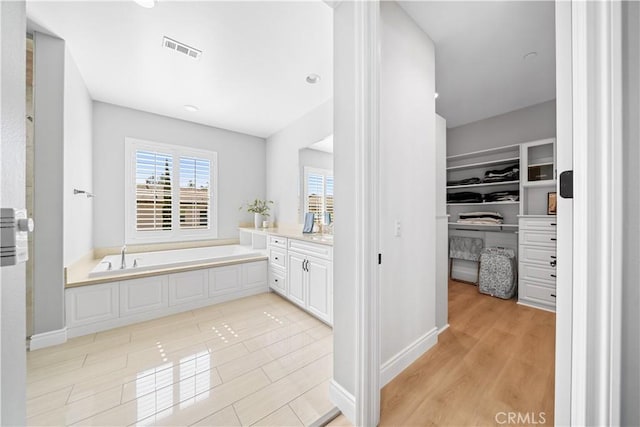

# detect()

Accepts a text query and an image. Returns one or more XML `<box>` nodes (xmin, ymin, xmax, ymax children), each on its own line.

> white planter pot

<box><xmin>254</xmin><ymin>213</ymin><xmax>264</xmax><ymax>228</ymax></box>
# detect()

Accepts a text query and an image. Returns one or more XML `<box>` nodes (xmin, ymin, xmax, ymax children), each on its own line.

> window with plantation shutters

<box><xmin>179</xmin><ymin>157</ymin><xmax>211</xmax><ymax>229</ymax></box>
<box><xmin>135</xmin><ymin>151</ymin><xmax>173</xmax><ymax>231</ymax></box>
<box><xmin>125</xmin><ymin>138</ymin><xmax>217</xmax><ymax>243</ymax></box>
<box><xmin>304</xmin><ymin>167</ymin><xmax>334</xmax><ymax>225</ymax></box>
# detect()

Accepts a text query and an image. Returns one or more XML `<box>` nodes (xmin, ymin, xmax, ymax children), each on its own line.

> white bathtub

<box><xmin>89</xmin><ymin>245</ymin><xmax>264</xmax><ymax>278</ymax></box>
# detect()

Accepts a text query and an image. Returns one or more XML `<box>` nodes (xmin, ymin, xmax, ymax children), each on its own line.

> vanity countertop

<box><xmin>238</xmin><ymin>227</ymin><xmax>334</xmax><ymax>246</ymax></box>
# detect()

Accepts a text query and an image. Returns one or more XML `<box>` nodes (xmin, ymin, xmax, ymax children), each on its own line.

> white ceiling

<box><xmin>400</xmin><ymin>1</ymin><xmax>556</xmax><ymax>128</ymax></box>
<box><xmin>27</xmin><ymin>1</ymin><xmax>333</xmax><ymax>138</ymax></box>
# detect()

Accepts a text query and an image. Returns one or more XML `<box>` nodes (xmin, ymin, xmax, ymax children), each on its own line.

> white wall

<box><xmin>92</xmin><ymin>102</ymin><xmax>266</xmax><ymax>248</ymax></box>
<box><xmin>435</xmin><ymin>114</ymin><xmax>448</xmax><ymax>330</ymax></box>
<box><xmin>447</xmin><ymin>99</ymin><xmax>556</xmax><ymax>156</ymax></box>
<box><xmin>63</xmin><ymin>49</ymin><xmax>93</xmax><ymax>266</ymax></box>
<box><xmin>0</xmin><ymin>1</ymin><xmax>27</xmax><ymax>423</ymax></box>
<box><xmin>32</xmin><ymin>32</ymin><xmax>65</xmax><ymax>336</ymax></box>
<box><xmin>265</xmin><ymin>100</ymin><xmax>332</xmax><ymax>226</ymax></box>
<box><xmin>332</xmin><ymin>0</ymin><xmax>358</xmax><ymax>404</ymax></box>
<box><xmin>622</xmin><ymin>2</ymin><xmax>640</xmax><ymax>424</ymax></box>
<box><xmin>379</xmin><ymin>0</ymin><xmax>437</xmax><ymax>380</ymax></box>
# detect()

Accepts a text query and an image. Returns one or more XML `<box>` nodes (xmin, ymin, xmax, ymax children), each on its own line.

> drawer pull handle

<box><xmin>550</xmin><ymin>223</ymin><xmax>557</xmax><ymax>226</ymax></box>
<box><xmin>551</xmin><ymin>293</ymin><xmax>556</xmax><ymax>298</ymax></box>
<box><xmin>274</xmin><ymin>257</ymin><xmax>278</xmax><ymax>260</ymax></box>
<box><xmin>550</xmin><ymin>238</ymin><xmax>557</xmax><ymax>241</ymax></box>
<box><xmin>275</xmin><ymin>279</ymin><xmax>279</xmax><ymax>282</ymax></box>
<box><xmin>550</xmin><ymin>274</ymin><xmax>556</xmax><ymax>278</ymax></box>
<box><xmin>550</xmin><ymin>260</ymin><xmax>556</xmax><ymax>267</ymax></box>
<box><xmin>550</xmin><ymin>255</ymin><xmax>556</xmax><ymax>259</ymax></box>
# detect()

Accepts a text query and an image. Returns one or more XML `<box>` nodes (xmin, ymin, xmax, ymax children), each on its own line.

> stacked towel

<box><xmin>447</xmin><ymin>191</ymin><xmax>483</xmax><ymax>203</ymax></box>
<box><xmin>482</xmin><ymin>165</ymin><xmax>519</xmax><ymax>183</ymax></box>
<box><xmin>457</xmin><ymin>211</ymin><xmax>504</xmax><ymax>225</ymax></box>
<box><xmin>484</xmin><ymin>190</ymin><xmax>519</xmax><ymax>202</ymax></box>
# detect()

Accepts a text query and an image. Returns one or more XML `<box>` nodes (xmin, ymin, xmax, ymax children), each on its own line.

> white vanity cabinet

<box><xmin>286</xmin><ymin>240</ymin><xmax>333</xmax><ymax>325</ymax></box>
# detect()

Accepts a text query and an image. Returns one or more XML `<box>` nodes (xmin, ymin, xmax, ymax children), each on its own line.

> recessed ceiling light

<box><xmin>523</xmin><ymin>51</ymin><xmax>538</xmax><ymax>61</ymax></box>
<box><xmin>184</xmin><ymin>104</ymin><xmax>199</xmax><ymax>112</ymax></box>
<box><xmin>134</xmin><ymin>0</ymin><xmax>157</xmax><ymax>8</ymax></box>
<box><xmin>434</xmin><ymin>92</ymin><xmax>439</xmax><ymax>99</ymax></box>
<box><xmin>306</xmin><ymin>74</ymin><xmax>321</xmax><ymax>84</ymax></box>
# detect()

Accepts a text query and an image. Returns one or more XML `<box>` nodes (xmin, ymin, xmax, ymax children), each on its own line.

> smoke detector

<box><xmin>162</xmin><ymin>36</ymin><xmax>202</xmax><ymax>60</ymax></box>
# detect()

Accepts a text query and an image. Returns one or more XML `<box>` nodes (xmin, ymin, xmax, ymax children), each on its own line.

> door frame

<box><xmin>348</xmin><ymin>0</ymin><xmax>624</xmax><ymax>425</ymax></box>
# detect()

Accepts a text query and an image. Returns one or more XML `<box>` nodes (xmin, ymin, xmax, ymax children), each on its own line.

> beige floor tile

<box><xmin>27</xmin><ymin>354</ymin><xmax>87</xmax><ymax>382</ymax></box>
<box><xmin>132</xmin><ymin>369</ymin><xmax>270</xmax><ymax>427</ymax></box>
<box><xmin>260</xmin><ymin>332</ymin><xmax>316</xmax><ymax>360</ymax></box>
<box><xmin>306</xmin><ymin>324</ymin><xmax>332</xmax><ymax>340</ymax></box>
<box><xmin>190</xmin><ymin>405</ymin><xmax>241</xmax><ymax>426</ymax></box>
<box><xmin>27</xmin><ymin>385</ymin><xmax>122</xmax><ymax>426</ymax></box>
<box><xmin>261</xmin><ymin>335</ymin><xmax>333</xmax><ymax>382</ymax></box>
<box><xmin>243</xmin><ymin>324</ymin><xmax>310</xmax><ymax>353</ymax></box>
<box><xmin>233</xmin><ymin>354</ymin><xmax>332</xmax><ymax>426</ymax></box>
<box><xmin>216</xmin><ymin>349</ymin><xmax>275</xmax><ymax>383</ymax></box>
<box><xmin>26</xmin><ymin>385</ymin><xmax>73</xmax><ymax>418</ymax></box>
<box><xmin>289</xmin><ymin>380</ymin><xmax>335</xmax><ymax>426</ymax></box>
<box><xmin>122</xmin><ymin>366</ymin><xmax>222</xmax><ymax>404</ymax></box>
<box><xmin>252</xmin><ymin>405</ymin><xmax>303</xmax><ymax>427</ymax></box>
<box><xmin>126</xmin><ymin>342</ymin><xmax>210</xmax><ymax>372</ymax></box>
<box><xmin>209</xmin><ymin>343</ymin><xmax>250</xmax><ymax>367</ymax></box>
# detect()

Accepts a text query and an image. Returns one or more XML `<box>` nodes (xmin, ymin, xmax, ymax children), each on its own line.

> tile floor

<box><xmin>26</xmin><ymin>292</ymin><xmax>335</xmax><ymax>426</ymax></box>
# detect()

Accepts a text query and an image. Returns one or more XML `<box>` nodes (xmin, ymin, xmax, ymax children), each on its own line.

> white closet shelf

<box><xmin>447</xmin><ymin>180</ymin><xmax>520</xmax><ymax>190</ymax></box>
<box><xmin>446</xmin><ymin>157</ymin><xmax>520</xmax><ymax>172</ymax></box>
<box><xmin>446</xmin><ymin>144</ymin><xmax>520</xmax><ymax>162</ymax></box>
<box><xmin>447</xmin><ymin>201</ymin><xmax>519</xmax><ymax>206</ymax></box>
<box><xmin>448</xmin><ymin>222</ymin><xmax>519</xmax><ymax>229</ymax></box>
<box><xmin>522</xmin><ymin>180</ymin><xmax>557</xmax><ymax>188</ymax></box>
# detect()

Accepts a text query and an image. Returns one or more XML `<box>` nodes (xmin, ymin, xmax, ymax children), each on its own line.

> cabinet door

<box><xmin>287</xmin><ymin>252</ymin><xmax>306</xmax><ymax>307</ymax></box>
<box><xmin>306</xmin><ymin>255</ymin><xmax>331</xmax><ymax>323</ymax></box>
<box><xmin>169</xmin><ymin>270</ymin><xmax>207</xmax><ymax>306</ymax></box>
<box><xmin>120</xmin><ymin>276</ymin><xmax>168</xmax><ymax>316</ymax></box>
<box><xmin>209</xmin><ymin>265</ymin><xmax>242</xmax><ymax>297</ymax></box>
<box><xmin>66</xmin><ymin>283</ymin><xmax>119</xmax><ymax>327</ymax></box>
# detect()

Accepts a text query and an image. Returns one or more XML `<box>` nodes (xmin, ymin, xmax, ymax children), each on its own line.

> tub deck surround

<box><xmin>65</xmin><ymin>239</ymin><xmax>263</xmax><ymax>288</ymax></box>
<box><xmin>238</xmin><ymin>227</ymin><xmax>334</xmax><ymax>247</ymax></box>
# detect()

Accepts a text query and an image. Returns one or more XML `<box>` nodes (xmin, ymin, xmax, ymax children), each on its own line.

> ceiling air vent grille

<box><xmin>162</xmin><ymin>36</ymin><xmax>202</xmax><ymax>60</ymax></box>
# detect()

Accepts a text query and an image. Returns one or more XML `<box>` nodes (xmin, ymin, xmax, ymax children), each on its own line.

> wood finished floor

<box><xmin>26</xmin><ymin>292</ymin><xmax>334</xmax><ymax>426</ymax></box>
<box><xmin>379</xmin><ymin>280</ymin><xmax>556</xmax><ymax>426</ymax></box>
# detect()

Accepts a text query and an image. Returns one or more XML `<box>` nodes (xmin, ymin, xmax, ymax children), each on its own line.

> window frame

<box><xmin>124</xmin><ymin>137</ymin><xmax>218</xmax><ymax>244</ymax></box>
<box><xmin>303</xmin><ymin>166</ymin><xmax>334</xmax><ymax>224</ymax></box>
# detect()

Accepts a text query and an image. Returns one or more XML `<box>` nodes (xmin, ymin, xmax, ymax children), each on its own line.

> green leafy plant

<box><xmin>240</xmin><ymin>199</ymin><xmax>273</xmax><ymax>217</ymax></box>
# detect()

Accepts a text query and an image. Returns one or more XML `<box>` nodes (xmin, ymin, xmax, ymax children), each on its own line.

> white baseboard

<box><xmin>380</xmin><ymin>327</ymin><xmax>438</xmax><ymax>387</ymax></box>
<box><xmin>29</xmin><ymin>327</ymin><xmax>67</xmax><ymax>351</ymax></box>
<box><xmin>438</xmin><ymin>323</ymin><xmax>450</xmax><ymax>334</ymax></box>
<box><xmin>329</xmin><ymin>379</ymin><xmax>355</xmax><ymax>425</ymax></box>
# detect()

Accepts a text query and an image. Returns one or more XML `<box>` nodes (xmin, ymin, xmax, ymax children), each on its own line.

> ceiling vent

<box><xmin>162</xmin><ymin>36</ymin><xmax>202</xmax><ymax>60</ymax></box>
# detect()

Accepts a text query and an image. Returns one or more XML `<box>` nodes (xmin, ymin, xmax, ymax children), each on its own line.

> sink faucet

<box><xmin>120</xmin><ymin>245</ymin><xmax>127</xmax><ymax>269</ymax></box>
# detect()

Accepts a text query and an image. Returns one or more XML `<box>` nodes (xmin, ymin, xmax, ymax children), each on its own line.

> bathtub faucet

<box><xmin>120</xmin><ymin>245</ymin><xmax>127</xmax><ymax>269</ymax></box>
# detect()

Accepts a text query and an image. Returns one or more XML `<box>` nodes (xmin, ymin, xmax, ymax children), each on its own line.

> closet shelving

<box><xmin>446</xmin><ymin>144</ymin><xmax>521</xmax><ymax>230</ymax></box>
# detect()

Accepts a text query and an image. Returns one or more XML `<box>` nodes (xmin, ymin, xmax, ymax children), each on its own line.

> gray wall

<box><xmin>379</xmin><ymin>0</ymin><xmax>437</xmax><ymax>373</ymax></box>
<box><xmin>63</xmin><ymin>48</ymin><xmax>93</xmax><ymax>266</ymax></box>
<box><xmin>622</xmin><ymin>1</ymin><xmax>639</xmax><ymax>424</ymax></box>
<box><xmin>32</xmin><ymin>32</ymin><xmax>65</xmax><ymax>335</ymax></box>
<box><xmin>92</xmin><ymin>102</ymin><xmax>266</xmax><ymax>248</ymax></box>
<box><xmin>446</xmin><ymin>99</ymin><xmax>556</xmax><ymax>156</ymax></box>
<box><xmin>266</xmin><ymin>100</ymin><xmax>332</xmax><ymax>226</ymax></box>
<box><xmin>0</xmin><ymin>1</ymin><xmax>27</xmax><ymax>424</ymax></box>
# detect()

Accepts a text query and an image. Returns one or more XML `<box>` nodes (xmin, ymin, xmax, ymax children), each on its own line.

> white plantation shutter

<box><xmin>126</xmin><ymin>138</ymin><xmax>217</xmax><ymax>243</ymax></box>
<box><xmin>179</xmin><ymin>157</ymin><xmax>211</xmax><ymax>229</ymax></box>
<box><xmin>304</xmin><ymin>168</ymin><xmax>334</xmax><ymax>224</ymax></box>
<box><xmin>135</xmin><ymin>150</ymin><xmax>173</xmax><ymax>231</ymax></box>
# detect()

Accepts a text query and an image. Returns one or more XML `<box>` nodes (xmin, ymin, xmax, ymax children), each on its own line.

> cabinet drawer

<box><xmin>269</xmin><ymin>268</ymin><xmax>286</xmax><ymax>295</ymax></box>
<box><xmin>269</xmin><ymin>248</ymin><xmax>286</xmax><ymax>269</ymax></box>
<box><xmin>520</xmin><ymin>280</ymin><xmax>557</xmax><ymax>305</ymax></box>
<box><xmin>520</xmin><ymin>246</ymin><xmax>556</xmax><ymax>267</ymax></box>
<box><xmin>519</xmin><ymin>217</ymin><xmax>557</xmax><ymax>231</ymax></box>
<box><xmin>519</xmin><ymin>230</ymin><xmax>557</xmax><ymax>247</ymax></box>
<box><xmin>520</xmin><ymin>263</ymin><xmax>556</xmax><ymax>285</ymax></box>
<box><xmin>269</xmin><ymin>235</ymin><xmax>287</xmax><ymax>249</ymax></box>
<box><xmin>288</xmin><ymin>239</ymin><xmax>332</xmax><ymax>260</ymax></box>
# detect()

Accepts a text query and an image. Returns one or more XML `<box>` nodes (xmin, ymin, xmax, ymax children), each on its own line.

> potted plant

<box><xmin>241</xmin><ymin>199</ymin><xmax>273</xmax><ymax>228</ymax></box>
